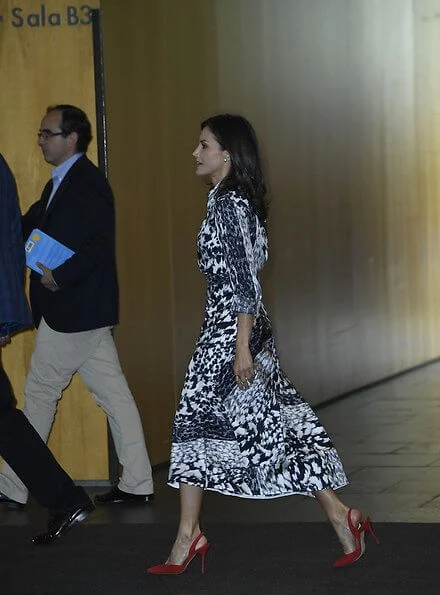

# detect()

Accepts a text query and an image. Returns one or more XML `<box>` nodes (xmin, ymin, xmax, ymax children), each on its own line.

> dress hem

<box><xmin>167</xmin><ymin>480</ymin><xmax>349</xmax><ymax>500</ymax></box>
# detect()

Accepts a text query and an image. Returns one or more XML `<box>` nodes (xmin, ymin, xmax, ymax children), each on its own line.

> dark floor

<box><xmin>2</xmin><ymin>361</ymin><xmax>440</xmax><ymax>528</ymax></box>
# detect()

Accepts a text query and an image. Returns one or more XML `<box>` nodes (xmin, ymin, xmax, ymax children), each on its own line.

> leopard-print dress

<box><xmin>168</xmin><ymin>186</ymin><xmax>348</xmax><ymax>498</ymax></box>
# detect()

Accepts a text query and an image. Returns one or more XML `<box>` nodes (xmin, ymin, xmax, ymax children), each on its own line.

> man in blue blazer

<box><xmin>0</xmin><ymin>106</ymin><xmax>154</xmax><ymax>521</ymax></box>
<box><xmin>0</xmin><ymin>152</ymin><xmax>94</xmax><ymax>543</ymax></box>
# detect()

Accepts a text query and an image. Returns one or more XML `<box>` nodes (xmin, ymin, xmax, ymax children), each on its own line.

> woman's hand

<box><xmin>234</xmin><ymin>344</ymin><xmax>255</xmax><ymax>389</ymax></box>
<box><xmin>234</xmin><ymin>312</ymin><xmax>255</xmax><ymax>389</ymax></box>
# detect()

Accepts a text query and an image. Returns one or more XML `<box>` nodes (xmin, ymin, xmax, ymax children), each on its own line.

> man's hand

<box><xmin>37</xmin><ymin>262</ymin><xmax>60</xmax><ymax>292</ymax></box>
<box><xmin>0</xmin><ymin>335</ymin><xmax>11</xmax><ymax>347</ymax></box>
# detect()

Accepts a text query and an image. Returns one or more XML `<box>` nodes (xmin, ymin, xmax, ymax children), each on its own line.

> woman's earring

<box><xmin>224</xmin><ymin>156</ymin><xmax>230</xmax><ymax>163</ymax></box>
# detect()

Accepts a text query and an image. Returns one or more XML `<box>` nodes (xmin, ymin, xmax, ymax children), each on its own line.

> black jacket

<box><xmin>0</xmin><ymin>153</ymin><xmax>33</xmax><ymax>336</ymax></box>
<box><xmin>23</xmin><ymin>155</ymin><xmax>119</xmax><ymax>332</ymax></box>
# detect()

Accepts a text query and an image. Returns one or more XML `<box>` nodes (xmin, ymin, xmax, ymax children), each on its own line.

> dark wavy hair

<box><xmin>201</xmin><ymin>114</ymin><xmax>268</xmax><ymax>224</ymax></box>
<box><xmin>46</xmin><ymin>104</ymin><xmax>92</xmax><ymax>153</ymax></box>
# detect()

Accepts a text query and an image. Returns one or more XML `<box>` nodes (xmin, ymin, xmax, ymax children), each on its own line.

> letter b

<box><xmin>67</xmin><ymin>6</ymin><xmax>79</xmax><ymax>25</ymax></box>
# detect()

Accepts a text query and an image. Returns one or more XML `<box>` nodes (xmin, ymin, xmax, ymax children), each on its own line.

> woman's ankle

<box><xmin>176</xmin><ymin>524</ymin><xmax>201</xmax><ymax>542</ymax></box>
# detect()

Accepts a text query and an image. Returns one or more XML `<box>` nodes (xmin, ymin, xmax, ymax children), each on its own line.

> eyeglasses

<box><xmin>37</xmin><ymin>130</ymin><xmax>66</xmax><ymax>140</ymax></box>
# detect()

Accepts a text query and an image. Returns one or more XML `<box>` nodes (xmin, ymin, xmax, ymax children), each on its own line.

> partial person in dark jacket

<box><xmin>0</xmin><ymin>152</ymin><xmax>93</xmax><ymax>544</ymax></box>
<box><xmin>0</xmin><ymin>105</ymin><xmax>154</xmax><ymax>510</ymax></box>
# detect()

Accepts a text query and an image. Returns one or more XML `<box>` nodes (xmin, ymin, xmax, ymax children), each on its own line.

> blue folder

<box><xmin>25</xmin><ymin>229</ymin><xmax>75</xmax><ymax>274</ymax></box>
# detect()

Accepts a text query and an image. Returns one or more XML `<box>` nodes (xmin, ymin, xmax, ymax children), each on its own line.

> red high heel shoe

<box><xmin>333</xmin><ymin>509</ymin><xmax>380</xmax><ymax>569</ymax></box>
<box><xmin>147</xmin><ymin>532</ymin><xmax>210</xmax><ymax>575</ymax></box>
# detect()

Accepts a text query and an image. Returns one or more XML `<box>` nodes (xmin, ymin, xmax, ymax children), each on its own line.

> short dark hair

<box><xmin>201</xmin><ymin>114</ymin><xmax>268</xmax><ymax>224</ymax></box>
<box><xmin>46</xmin><ymin>104</ymin><xmax>92</xmax><ymax>153</ymax></box>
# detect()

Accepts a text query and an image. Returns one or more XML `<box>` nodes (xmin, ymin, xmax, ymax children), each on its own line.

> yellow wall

<box><xmin>101</xmin><ymin>0</ymin><xmax>440</xmax><ymax>464</ymax></box>
<box><xmin>101</xmin><ymin>0</ymin><xmax>219</xmax><ymax>463</ymax></box>
<box><xmin>0</xmin><ymin>0</ymin><xmax>108</xmax><ymax>479</ymax></box>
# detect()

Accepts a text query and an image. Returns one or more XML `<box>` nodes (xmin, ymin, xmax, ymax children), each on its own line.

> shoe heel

<box><xmin>200</xmin><ymin>544</ymin><xmax>210</xmax><ymax>573</ymax></box>
<box><xmin>362</xmin><ymin>517</ymin><xmax>380</xmax><ymax>544</ymax></box>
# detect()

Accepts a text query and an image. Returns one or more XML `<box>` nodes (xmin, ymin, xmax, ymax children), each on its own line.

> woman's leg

<box><xmin>314</xmin><ymin>488</ymin><xmax>362</xmax><ymax>553</ymax></box>
<box><xmin>166</xmin><ymin>483</ymin><xmax>207</xmax><ymax>564</ymax></box>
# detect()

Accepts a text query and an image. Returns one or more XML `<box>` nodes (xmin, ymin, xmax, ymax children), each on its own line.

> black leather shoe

<box><xmin>32</xmin><ymin>501</ymin><xmax>95</xmax><ymax>545</ymax></box>
<box><xmin>0</xmin><ymin>491</ymin><xmax>25</xmax><ymax>510</ymax></box>
<box><xmin>94</xmin><ymin>486</ymin><xmax>154</xmax><ymax>505</ymax></box>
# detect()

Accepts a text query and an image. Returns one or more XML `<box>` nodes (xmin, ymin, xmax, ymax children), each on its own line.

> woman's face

<box><xmin>192</xmin><ymin>127</ymin><xmax>230</xmax><ymax>185</ymax></box>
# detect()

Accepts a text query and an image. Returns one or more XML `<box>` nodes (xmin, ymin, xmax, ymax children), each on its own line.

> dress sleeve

<box><xmin>214</xmin><ymin>195</ymin><xmax>262</xmax><ymax>315</ymax></box>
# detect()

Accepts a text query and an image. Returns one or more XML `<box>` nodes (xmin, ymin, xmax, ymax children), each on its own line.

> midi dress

<box><xmin>168</xmin><ymin>186</ymin><xmax>348</xmax><ymax>498</ymax></box>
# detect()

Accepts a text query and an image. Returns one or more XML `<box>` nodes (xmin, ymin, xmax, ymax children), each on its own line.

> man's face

<box><xmin>37</xmin><ymin>110</ymin><xmax>77</xmax><ymax>166</ymax></box>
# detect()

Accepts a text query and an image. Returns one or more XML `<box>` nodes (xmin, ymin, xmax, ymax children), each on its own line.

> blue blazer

<box><xmin>0</xmin><ymin>154</ymin><xmax>33</xmax><ymax>336</ymax></box>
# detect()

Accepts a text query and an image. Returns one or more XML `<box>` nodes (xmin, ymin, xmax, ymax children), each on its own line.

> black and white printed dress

<box><xmin>168</xmin><ymin>186</ymin><xmax>348</xmax><ymax>498</ymax></box>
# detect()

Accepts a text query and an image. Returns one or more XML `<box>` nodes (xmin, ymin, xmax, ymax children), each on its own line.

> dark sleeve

<box><xmin>52</xmin><ymin>174</ymin><xmax>116</xmax><ymax>289</ymax></box>
<box><xmin>0</xmin><ymin>155</ymin><xmax>24</xmax><ymax>273</ymax></box>
<box><xmin>0</xmin><ymin>155</ymin><xmax>32</xmax><ymax>334</ymax></box>
<box><xmin>22</xmin><ymin>201</ymin><xmax>44</xmax><ymax>240</ymax></box>
<box><xmin>214</xmin><ymin>196</ymin><xmax>262</xmax><ymax>315</ymax></box>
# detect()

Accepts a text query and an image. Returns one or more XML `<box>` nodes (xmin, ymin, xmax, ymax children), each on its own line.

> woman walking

<box><xmin>147</xmin><ymin>114</ymin><xmax>378</xmax><ymax>574</ymax></box>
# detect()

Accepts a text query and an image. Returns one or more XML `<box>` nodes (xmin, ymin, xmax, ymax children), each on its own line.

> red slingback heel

<box><xmin>147</xmin><ymin>532</ymin><xmax>210</xmax><ymax>575</ymax></box>
<box><xmin>333</xmin><ymin>509</ymin><xmax>379</xmax><ymax>569</ymax></box>
<box><xmin>361</xmin><ymin>517</ymin><xmax>380</xmax><ymax>545</ymax></box>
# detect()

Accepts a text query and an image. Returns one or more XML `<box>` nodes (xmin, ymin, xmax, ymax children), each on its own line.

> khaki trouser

<box><xmin>0</xmin><ymin>318</ymin><xmax>153</xmax><ymax>503</ymax></box>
